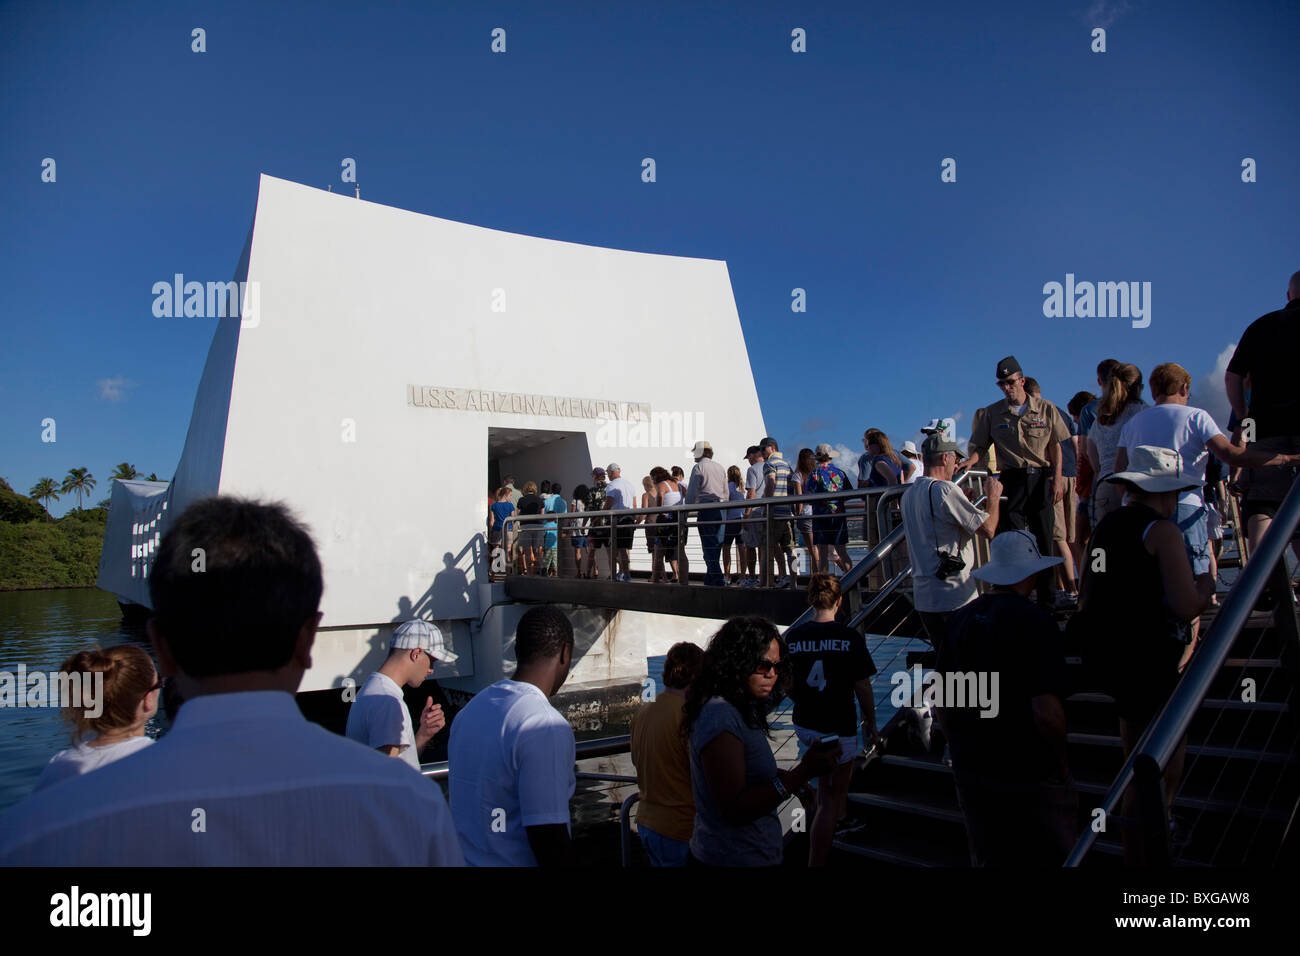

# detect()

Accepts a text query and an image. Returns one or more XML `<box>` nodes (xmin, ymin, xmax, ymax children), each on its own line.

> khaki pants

<box><xmin>1052</xmin><ymin>477</ymin><xmax>1077</xmax><ymax>545</ymax></box>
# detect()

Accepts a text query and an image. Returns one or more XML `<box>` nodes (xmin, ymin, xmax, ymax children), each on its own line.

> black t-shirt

<box><xmin>938</xmin><ymin>592</ymin><xmax>1067</xmax><ymax>782</ymax></box>
<box><xmin>1076</xmin><ymin>503</ymin><xmax>1186</xmax><ymax>724</ymax></box>
<box><xmin>785</xmin><ymin>621</ymin><xmax>876</xmax><ymax>736</ymax></box>
<box><xmin>1226</xmin><ymin>298</ymin><xmax>1300</xmax><ymax>439</ymax></box>
<box><xmin>517</xmin><ymin>494</ymin><xmax>544</xmax><ymax>515</ymax></box>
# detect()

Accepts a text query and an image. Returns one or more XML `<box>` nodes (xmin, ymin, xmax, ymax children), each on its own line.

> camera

<box><xmin>934</xmin><ymin>550</ymin><xmax>966</xmax><ymax>581</ymax></box>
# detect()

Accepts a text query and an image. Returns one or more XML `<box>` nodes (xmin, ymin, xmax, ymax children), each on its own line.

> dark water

<box><xmin>0</xmin><ymin>588</ymin><xmax>165</xmax><ymax>811</ymax></box>
<box><xmin>0</xmin><ymin>591</ymin><xmax>925</xmax><ymax>816</ymax></box>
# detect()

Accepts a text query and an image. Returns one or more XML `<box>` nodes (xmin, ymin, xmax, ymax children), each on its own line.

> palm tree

<box><xmin>145</xmin><ymin>472</ymin><xmax>160</xmax><ymax>482</ymax></box>
<box><xmin>29</xmin><ymin>477</ymin><xmax>60</xmax><ymax>515</ymax></box>
<box><xmin>110</xmin><ymin>462</ymin><xmax>140</xmax><ymax>482</ymax></box>
<box><xmin>61</xmin><ymin>467</ymin><xmax>96</xmax><ymax>511</ymax></box>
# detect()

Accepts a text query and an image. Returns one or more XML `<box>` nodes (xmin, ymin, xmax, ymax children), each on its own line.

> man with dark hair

<box><xmin>759</xmin><ymin>436</ymin><xmax>795</xmax><ymax>587</ymax></box>
<box><xmin>630</xmin><ymin>641</ymin><xmax>704</xmax><ymax>866</ymax></box>
<box><xmin>0</xmin><ymin>497</ymin><xmax>463</xmax><ymax>865</ymax></box>
<box><xmin>1225</xmin><ymin>271</ymin><xmax>1300</xmax><ymax>556</ymax></box>
<box><xmin>448</xmin><ymin>605</ymin><xmax>577</xmax><ymax>866</ymax></box>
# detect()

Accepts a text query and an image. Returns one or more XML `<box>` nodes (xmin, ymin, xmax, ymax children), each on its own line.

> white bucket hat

<box><xmin>971</xmin><ymin>530</ymin><xmax>1063</xmax><ymax>586</ymax></box>
<box><xmin>1104</xmin><ymin>445</ymin><xmax>1200</xmax><ymax>494</ymax></box>
<box><xmin>392</xmin><ymin>619</ymin><xmax>458</xmax><ymax>663</ymax></box>
<box><xmin>901</xmin><ymin>440</ymin><xmax>920</xmax><ymax>457</ymax></box>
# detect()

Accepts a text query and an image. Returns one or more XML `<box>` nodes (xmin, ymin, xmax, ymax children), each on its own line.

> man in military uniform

<box><xmin>963</xmin><ymin>356</ymin><xmax>1070</xmax><ymax>607</ymax></box>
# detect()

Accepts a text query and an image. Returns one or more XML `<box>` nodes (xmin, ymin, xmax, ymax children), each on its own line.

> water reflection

<box><xmin>0</xmin><ymin>589</ymin><xmax>169</xmax><ymax>811</ymax></box>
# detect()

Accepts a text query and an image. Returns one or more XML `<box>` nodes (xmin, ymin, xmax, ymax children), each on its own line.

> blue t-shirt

<box><xmin>1055</xmin><ymin>402</ymin><xmax>1077</xmax><ymax>478</ymax></box>
<box><xmin>490</xmin><ymin>501</ymin><xmax>514</xmax><ymax>532</ymax></box>
<box><xmin>543</xmin><ymin>494</ymin><xmax>567</xmax><ymax>547</ymax></box>
<box><xmin>726</xmin><ymin>481</ymin><xmax>746</xmax><ymax>521</ymax></box>
<box><xmin>1078</xmin><ymin>399</ymin><xmax>1099</xmax><ymax>442</ymax></box>
<box><xmin>857</xmin><ymin>453</ymin><xmax>901</xmax><ymax>488</ymax></box>
<box><xmin>688</xmin><ymin>698</ymin><xmax>781</xmax><ymax>866</ymax></box>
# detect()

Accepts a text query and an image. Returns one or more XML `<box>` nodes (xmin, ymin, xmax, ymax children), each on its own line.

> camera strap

<box><xmin>920</xmin><ymin>478</ymin><xmax>951</xmax><ymax>567</ymax></box>
<box><xmin>926</xmin><ymin>477</ymin><xmax>945</xmax><ymax>558</ymax></box>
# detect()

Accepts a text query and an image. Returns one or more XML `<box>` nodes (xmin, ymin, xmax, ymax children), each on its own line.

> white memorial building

<box><xmin>100</xmin><ymin>174</ymin><xmax>766</xmax><ymax>711</ymax></box>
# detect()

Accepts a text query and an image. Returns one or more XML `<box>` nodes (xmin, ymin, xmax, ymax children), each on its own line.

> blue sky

<box><xmin>2</xmin><ymin>0</ymin><xmax>1296</xmax><ymax>514</ymax></box>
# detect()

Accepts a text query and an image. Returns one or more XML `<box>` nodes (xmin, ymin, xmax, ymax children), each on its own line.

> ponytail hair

<box><xmin>1097</xmin><ymin>363</ymin><xmax>1143</xmax><ymax>426</ymax></box>
<box><xmin>59</xmin><ymin>645</ymin><xmax>157</xmax><ymax>743</ymax></box>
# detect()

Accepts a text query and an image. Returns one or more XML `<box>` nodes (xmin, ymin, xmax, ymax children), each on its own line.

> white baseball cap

<box><xmin>392</xmin><ymin>620</ymin><xmax>458</xmax><ymax>663</ymax></box>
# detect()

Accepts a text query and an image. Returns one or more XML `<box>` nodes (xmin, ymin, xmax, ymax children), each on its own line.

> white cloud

<box><xmin>1086</xmin><ymin>0</ymin><xmax>1130</xmax><ymax>29</ymax></box>
<box><xmin>1192</xmin><ymin>345</ymin><xmax>1237</xmax><ymax>430</ymax></box>
<box><xmin>830</xmin><ymin>443</ymin><xmax>858</xmax><ymax>478</ymax></box>
<box><xmin>98</xmin><ymin>376</ymin><xmax>136</xmax><ymax>402</ymax></box>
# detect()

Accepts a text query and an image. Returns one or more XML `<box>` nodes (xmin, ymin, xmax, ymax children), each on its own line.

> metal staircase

<box><xmin>817</xmin><ymin>476</ymin><xmax>1300</xmax><ymax>868</ymax></box>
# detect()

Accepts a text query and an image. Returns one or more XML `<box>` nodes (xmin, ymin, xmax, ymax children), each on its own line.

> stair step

<box><xmin>831</xmin><ymin>816</ymin><xmax>970</xmax><ymax>867</ymax></box>
<box><xmin>1067</xmin><ymin>732</ymin><xmax>1295</xmax><ymax>763</ymax></box>
<box><xmin>1073</xmin><ymin>779</ymin><xmax>1293</xmax><ymax>823</ymax></box>
<box><xmin>847</xmin><ymin>787</ymin><xmax>965</xmax><ymax>825</ymax></box>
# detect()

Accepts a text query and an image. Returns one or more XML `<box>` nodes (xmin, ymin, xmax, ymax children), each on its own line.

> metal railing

<box><xmin>1064</xmin><ymin>476</ymin><xmax>1300</xmax><ymax>867</ymax></box>
<box><xmin>499</xmin><ymin>484</ymin><xmax>905</xmax><ymax>586</ymax></box>
<box><xmin>464</xmin><ymin>470</ymin><xmax>1004</xmax><ymax>866</ymax></box>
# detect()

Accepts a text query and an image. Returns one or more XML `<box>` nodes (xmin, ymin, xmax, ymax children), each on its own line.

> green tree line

<box><xmin>1</xmin><ymin>466</ymin><xmax>166</xmax><ymax>590</ymax></box>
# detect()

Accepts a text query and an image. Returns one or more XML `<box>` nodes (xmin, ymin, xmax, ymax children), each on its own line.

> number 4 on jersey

<box><xmin>808</xmin><ymin>659</ymin><xmax>827</xmax><ymax>691</ymax></box>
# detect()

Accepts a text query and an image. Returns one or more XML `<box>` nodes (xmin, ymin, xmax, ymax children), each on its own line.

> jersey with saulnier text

<box><xmin>784</xmin><ymin>621</ymin><xmax>876</xmax><ymax>736</ymax></box>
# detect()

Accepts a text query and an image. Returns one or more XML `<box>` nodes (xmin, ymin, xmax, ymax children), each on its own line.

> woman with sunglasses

<box><xmin>684</xmin><ymin>616</ymin><xmax>840</xmax><ymax>866</ymax></box>
<box><xmin>35</xmin><ymin>644</ymin><xmax>160</xmax><ymax>790</ymax></box>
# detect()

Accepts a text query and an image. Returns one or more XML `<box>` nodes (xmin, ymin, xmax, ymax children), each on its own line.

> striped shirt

<box><xmin>763</xmin><ymin>452</ymin><xmax>794</xmax><ymax>515</ymax></box>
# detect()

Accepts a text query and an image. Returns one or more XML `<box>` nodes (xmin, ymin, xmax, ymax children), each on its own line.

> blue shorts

<box><xmin>1175</xmin><ymin>500</ymin><xmax>1211</xmax><ymax>576</ymax></box>
<box><xmin>813</xmin><ymin>514</ymin><xmax>847</xmax><ymax>546</ymax></box>
<box><xmin>638</xmin><ymin>824</ymin><xmax>690</xmax><ymax>867</ymax></box>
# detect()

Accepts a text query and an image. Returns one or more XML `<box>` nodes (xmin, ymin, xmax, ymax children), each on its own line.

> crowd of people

<box><xmin>900</xmin><ymin>270</ymin><xmax>1300</xmax><ymax>864</ymax></box>
<box><xmin>0</xmin><ymin>494</ymin><xmax>878</xmax><ymax>868</ymax></box>
<box><xmin>489</xmin><ymin>430</ymin><xmax>925</xmax><ymax>588</ymax></box>
<box><xmin>4</xmin><ymin>273</ymin><xmax>1297</xmax><ymax>868</ymax></box>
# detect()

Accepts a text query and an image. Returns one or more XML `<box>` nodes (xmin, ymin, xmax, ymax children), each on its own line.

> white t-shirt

<box><xmin>603</xmin><ymin>476</ymin><xmax>637</xmax><ymax>510</ymax></box>
<box><xmin>35</xmin><ymin>735</ymin><xmax>154</xmax><ymax>791</ymax></box>
<box><xmin>900</xmin><ymin>477</ymin><xmax>988</xmax><ymax>613</ymax></box>
<box><xmin>448</xmin><ymin>679</ymin><xmax>576</xmax><ymax>866</ymax></box>
<box><xmin>1089</xmin><ymin>401</ymin><xmax>1146</xmax><ymax>478</ymax></box>
<box><xmin>1118</xmin><ymin>404</ymin><xmax>1223</xmax><ymax>508</ymax></box>
<box><xmin>902</xmin><ymin>457</ymin><xmax>921</xmax><ymax>483</ymax></box>
<box><xmin>346</xmin><ymin>671</ymin><xmax>420</xmax><ymax>772</ymax></box>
